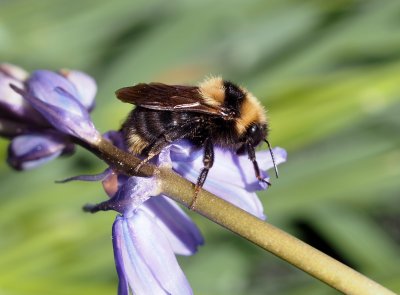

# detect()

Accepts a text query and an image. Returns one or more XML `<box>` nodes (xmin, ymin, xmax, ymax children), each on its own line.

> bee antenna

<box><xmin>264</xmin><ymin>139</ymin><xmax>279</xmax><ymax>178</ymax></box>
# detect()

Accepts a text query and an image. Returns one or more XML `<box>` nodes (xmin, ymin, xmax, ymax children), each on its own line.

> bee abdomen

<box><xmin>122</xmin><ymin>107</ymin><xmax>190</xmax><ymax>155</ymax></box>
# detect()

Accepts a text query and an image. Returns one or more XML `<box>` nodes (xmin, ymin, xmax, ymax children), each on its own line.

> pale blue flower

<box><xmin>0</xmin><ymin>63</ymin><xmax>99</xmax><ymax>169</ymax></box>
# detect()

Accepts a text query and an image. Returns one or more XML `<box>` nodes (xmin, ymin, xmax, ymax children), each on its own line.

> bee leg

<box><xmin>246</xmin><ymin>141</ymin><xmax>271</xmax><ymax>187</ymax></box>
<box><xmin>135</xmin><ymin>122</ymin><xmax>200</xmax><ymax>173</ymax></box>
<box><xmin>190</xmin><ymin>138</ymin><xmax>214</xmax><ymax>210</ymax></box>
<box><xmin>134</xmin><ymin>144</ymin><xmax>168</xmax><ymax>173</ymax></box>
<box><xmin>134</xmin><ymin>152</ymin><xmax>157</xmax><ymax>173</ymax></box>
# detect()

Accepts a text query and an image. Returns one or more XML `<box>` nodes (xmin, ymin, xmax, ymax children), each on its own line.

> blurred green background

<box><xmin>1</xmin><ymin>0</ymin><xmax>400</xmax><ymax>294</ymax></box>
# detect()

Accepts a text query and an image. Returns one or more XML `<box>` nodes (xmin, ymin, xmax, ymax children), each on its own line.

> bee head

<box><xmin>245</xmin><ymin>122</ymin><xmax>268</xmax><ymax>146</ymax></box>
<box><xmin>242</xmin><ymin>122</ymin><xmax>279</xmax><ymax>178</ymax></box>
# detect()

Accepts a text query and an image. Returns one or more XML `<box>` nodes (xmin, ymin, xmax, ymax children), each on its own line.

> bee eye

<box><xmin>246</xmin><ymin>124</ymin><xmax>266</xmax><ymax>146</ymax></box>
<box><xmin>250</xmin><ymin>125</ymin><xmax>258</xmax><ymax>134</ymax></box>
<box><xmin>247</xmin><ymin>124</ymin><xmax>260</xmax><ymax>136</ymax></box>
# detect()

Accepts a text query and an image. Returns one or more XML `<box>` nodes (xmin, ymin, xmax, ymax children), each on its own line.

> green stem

<box><xmin>92</xmin><ymin>137</ymin><xmax>396</xmax><ymax>295</ymax></box>
<box><xmin>160</xmin><ymin>167</ymin><xmax>395</xmax><ymax>295</ymax></box>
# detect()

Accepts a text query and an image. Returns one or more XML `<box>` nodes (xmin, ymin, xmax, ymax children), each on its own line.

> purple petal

<box><xmin>174</xmin><ymin>155</ymin><xmax>266</xmax><ymax>219</ymax></box>
<box><xmin>113</xmin><ymin>214</ymin><xmax>193</xmax><ymax>295</ymax></box>
<box><xmin>108</xmin><ymin>175</ymin><xmax>161</xmax><ymax>216</ymax></box>
<box><xmin>0</xmin><ymin>72</ymin><xmax>44</xmax><ymax>124</ymax></box>
<box><xmin>59</xmin><ymin>69</ymin><xmax>97</xmax><ymax>111</ymax></box>
<box><xmin>167</xmin><ymin>143</ymin><xmax>287</xmax><ymax>219</ymax></box>
<box><xmin>113</xmin><ymin>215</ymin><xmax>166</xmax><ymax>294</ymax></box>
<box><xmin>169</xmin><ymin>140</ymin><xmax>203</xmax><ymax>162</ymax></box>
<box><xmin>142</xmin><ymin>196</ymin><xmax>204</xmax><ymax>255</ymax></box>
<box><xmin>258</xmin><ymin>147</ymin><xmax>287</xmax><ymax>168</ymax></box>
<box><xmin>112</xmin><ymin>217</ymin><xmax>135</xmax><ymax>295</ymax></box>
<box><xmin>15</xmin><ymin>70</ymin><xmax>100</xmax><ymax>143</ymax></box>
<box><xmin>27</xmin><ymin>70</ymin><xmax>80</xmax><ymax>108</ymax></box>
<box><xmin>170</xmin><ymin>144</ymin><xmax>265</xmax><ymax>218</ymax></box>
<box><xmin>7</xmin><ymin>133</ymin><xmax>73</xmax><ymax>170</ymax></box>
<box><xmin>130</xmin><ymin>211</ymin><xmax>193</xmax><ymax>295</ymax></box>
<box><xmin>172</xmin><ymin>144</ymin><xmax>286</xmax><ymax>191</ymax></box>
<box><xmin>229</xmin><ymin>147</ymin><xmax>287</xmax><ymax>191</ymax></box>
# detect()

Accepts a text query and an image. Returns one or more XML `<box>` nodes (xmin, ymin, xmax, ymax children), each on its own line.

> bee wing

<box><xmin>116</xmin><ymin>83</ymin><xmax>229</xmax><ymax>117</ymax></box>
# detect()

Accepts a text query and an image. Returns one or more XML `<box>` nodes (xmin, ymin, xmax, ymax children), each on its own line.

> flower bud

<box><xmin>0</xmin><ymin>64</ymin><xmax>43</xmax><ymax>123</ymax></box>
<box><xmin>12</xmin><ymin>70</ymin><xmax>101</xmax><ymax>144</ymax></box>
<box><xmin>7</xmin><ymin>133</ymin><xmax>74</xmax><ymax>170</ymax></box>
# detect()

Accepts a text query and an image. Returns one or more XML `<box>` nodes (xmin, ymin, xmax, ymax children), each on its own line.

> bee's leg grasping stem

<box><xmin>191</xmin><ymin>138</ymin><xmax>214</xmax><ymax>210</ymax></box>
<box><xmin>247</xmin><ymin>141</ymin><xmax>271</xmax><ymax>186</ymax></box>
<box><xmin>134</xmin><ymin>154</ymin><xmax>156</xmax><ymax>173</ymax></box>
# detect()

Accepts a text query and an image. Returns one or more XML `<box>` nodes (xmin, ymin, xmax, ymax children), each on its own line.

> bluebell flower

<box><xmin>92</xmin><ymin>132</ymin><xmax>286</xmax><ymax>295</ymax></box>
<box><xmin>0</xmin><ymin>63</ymin><xmax>99</xmax><ymax>169</ymax></box>
<box><xmin>89</xmin><ymin>134</ymin><xmax>202</xmax><ymax>294</ymax></box>
<box><xmin>13</xmin><ymin>69</ymin><xmax>101</xmax><ymax>143</ymax></box>
<box><xmin>7</xmin><ymin>132</ymin><xmax>74</xmax><ymax>170</ymax></box>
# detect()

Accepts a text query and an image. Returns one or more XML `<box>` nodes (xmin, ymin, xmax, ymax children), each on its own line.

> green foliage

<box><xmin>0</xmin><ymin>0</ymin><xmax>399</xmax><ymax>294</ymax></box>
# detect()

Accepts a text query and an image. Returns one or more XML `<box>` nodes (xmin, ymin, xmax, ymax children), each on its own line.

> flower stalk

<box><xmin>91</xmin><ymin>137</ymin><xmax>395</xmax><ymax>295</ymax></box>
<box><xmin>93</xmin><ymin>136</ymin><xmax>155</xmax><ymax>177</ymax></box>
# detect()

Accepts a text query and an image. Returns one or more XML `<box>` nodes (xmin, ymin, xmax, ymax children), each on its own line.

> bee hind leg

<box><xmin>190</xmin><ymin>138</ymin><xmax>214</xmax><ymax>210</ymax></box>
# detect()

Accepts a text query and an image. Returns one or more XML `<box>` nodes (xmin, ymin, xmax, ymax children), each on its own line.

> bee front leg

<box><xmin>246</xmin><ymin>141</ymin><xmax>271</xmax><ymax>187</ymax></box>
<box><xmin>190</xmin><ymin>138</ymin><xmax>214</xmax><ymax>210</ymax></box>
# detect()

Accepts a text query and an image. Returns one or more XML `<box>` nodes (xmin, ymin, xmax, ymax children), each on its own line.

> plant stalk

<box><xmin>91</xmin><ymin>137</ymin><xmax>396</xmax><ymax>295</ymax></box>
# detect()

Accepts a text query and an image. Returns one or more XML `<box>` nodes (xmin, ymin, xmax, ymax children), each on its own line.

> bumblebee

<box><xmin>117</xmin><ymin>77</ymin><xmax>278</xmax><ymax>207</ymax></box>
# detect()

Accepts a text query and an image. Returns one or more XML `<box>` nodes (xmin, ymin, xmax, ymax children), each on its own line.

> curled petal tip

<box><xmin>59</xmin><ymin>69</ymin><xmax>97</xmax><ymax>111</ymax></box>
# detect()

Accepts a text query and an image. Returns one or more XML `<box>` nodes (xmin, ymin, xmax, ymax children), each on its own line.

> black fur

<box><xmin>122</xmin><ymin>106</ymin><xmax>266</xmax><ymax>154</ymax></box>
